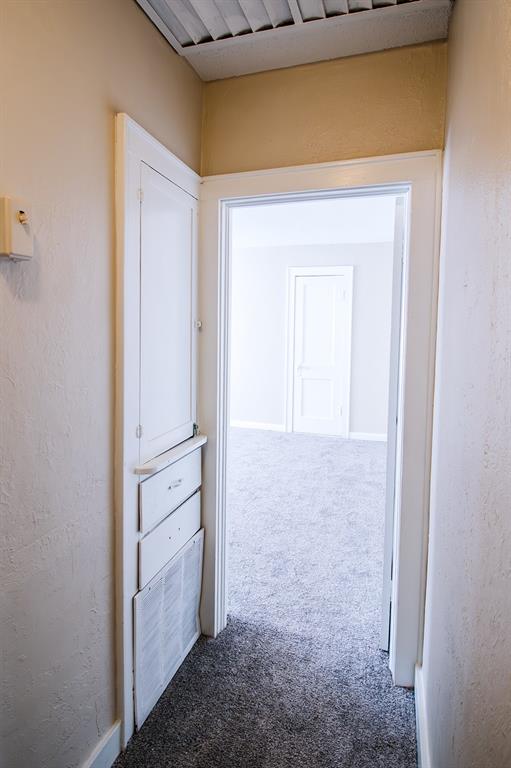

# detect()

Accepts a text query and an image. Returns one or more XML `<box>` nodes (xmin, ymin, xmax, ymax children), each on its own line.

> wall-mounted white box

<box><xmin>0</xmin><ymin>196</ymin><xmax>33</xmax><ymax>261</ymax></box>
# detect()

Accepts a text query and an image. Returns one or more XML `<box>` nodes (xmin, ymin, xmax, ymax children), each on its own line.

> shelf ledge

<box><xmin>135</xmin><ymin>435</ymin><xmax>207</xmax><ymax>477</ymax></box>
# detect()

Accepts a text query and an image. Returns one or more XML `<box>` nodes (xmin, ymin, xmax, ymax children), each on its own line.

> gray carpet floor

<box><xmin>114</xmin><ymin>429</ymin><xmax>416</xmax><ymax>768</ymax></box>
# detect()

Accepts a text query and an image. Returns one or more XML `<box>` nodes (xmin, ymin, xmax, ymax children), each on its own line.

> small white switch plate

<box><xmin>0</xmin><ymin>196</ymin><xmax>33</xmax><ymax>261</ymax></box>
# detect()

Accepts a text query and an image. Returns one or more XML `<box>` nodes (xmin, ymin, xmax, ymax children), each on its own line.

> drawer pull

<box><xmin>168</xmin><ymin>478</ymin><xmax>183</xmax><ymax>490</ymax></box>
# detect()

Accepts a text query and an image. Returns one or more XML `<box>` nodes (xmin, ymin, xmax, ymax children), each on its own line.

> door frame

<box><xmin>114</xmin><ymin>114</ymin><xmax>200</xmax><ymax>746</ymax></box>
<box><xmin>285</xmin><ymin>265</ymin><xmax>353</xmax><ymax>436</ymax></box>
<box><xmin>198</xmin><ymin>151</ymin><xmax>442</xmax><ymax>688</ymax></box>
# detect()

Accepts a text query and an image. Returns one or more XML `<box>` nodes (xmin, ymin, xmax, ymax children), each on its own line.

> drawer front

<box><xmin>139</xmin><ymin>492</ymin><xmax>201</xmax><ymax>589</ymax></box>
<box><xmin>139</xmin><ymin>448</ymin><xmax>201</xmax><ymax>534</ymax></box>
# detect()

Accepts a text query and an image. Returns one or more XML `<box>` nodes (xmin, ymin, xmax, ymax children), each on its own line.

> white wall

<box><xmin>420</xmin><ymin>1</ymin><xmax>511</xmax><ymax>766</ymax></box>
<box><xmin>230</xmin><ymin>243</ymin><xmax>394</xmax><ymax>436</ymax></box>
<box><xmin>0</xmin><ymin>3</ymin><xmax>202</xmax><ymax>767</ymax></box>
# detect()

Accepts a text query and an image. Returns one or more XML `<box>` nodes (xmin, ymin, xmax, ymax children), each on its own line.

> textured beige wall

<box><xmin>0</xmin><ymin>2</ymin><xmax>201</xmax><ymax>767</ymax></box>
<box><xmin>201</xmin><ymin>42</ymin><xmax>447</xmax><ymax>176</ymax></box>
<box><xmin>422</xmin><ymin>1</ymin><xmax>511</xmax><ymax>766</ymax></box>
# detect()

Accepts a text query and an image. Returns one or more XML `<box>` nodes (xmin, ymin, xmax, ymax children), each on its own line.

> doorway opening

<box><xmin>223</xmin><ymin>190</ymin><xmax>416</xmax><ymax>763</ymax></box>
<box><xmin>226</xmin><ymin>190</ymin><xmax>404</xmax><ymax>636</ymax></box>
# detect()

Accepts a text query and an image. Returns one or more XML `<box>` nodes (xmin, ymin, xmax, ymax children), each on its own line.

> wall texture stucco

<box><xmin>201</xmin><ymin>41</ymin><xmax>447</xmax><ymax>176</ymax></box>
<box><xmin>0</xmin><ymin>2</ymin><xmax>202</xmax><ymax>767</ymax></box>
<box><xmin>422</xmin><ymin>1</ymin><xmax>511</xmax><ymax>766</ymax></box>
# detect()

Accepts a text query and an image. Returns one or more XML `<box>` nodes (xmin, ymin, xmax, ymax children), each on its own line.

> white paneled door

<box><xmin>139</xmin><ymin>162</ymin><xmax>197</xmax><ymax>463</ymax></box>
<box><xmin>288</xmin><ymin>266</ymin><xmax>353</xmax><ymax>436</ymax></box>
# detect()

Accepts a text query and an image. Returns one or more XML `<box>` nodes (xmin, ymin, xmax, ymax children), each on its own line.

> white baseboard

<box><xmin>230</xmin><ymin>420</ymin><xmax>285</xmax><ymax>432</ymax></box>
<box><xmin>349</xmin><ymin>431</ymin><xmax>387</xmax><ymax>442</ymax></box>
<box><xmin>415</xmin><ymin>665</ymin><xmax>432</xmax><ymax>768</ymax></box>
<box><xmin>81</xmin><ymin>721</ymin><xmax>121</xmax><ymax>768</ymax></box>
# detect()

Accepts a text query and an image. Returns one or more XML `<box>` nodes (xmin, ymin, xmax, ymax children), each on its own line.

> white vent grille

<box><xmin>136</xmin><ymin>0</ymin><xmax>452</xmax><ymax>79</ymax></box>
<box><xmin>140</xmin><ymin>0</ymin><xmax>421</xmax><ymax>47</ymax></box>
<box><xmin>134</xmin><ymin>529</ymin><xmax>204</xmax><ymax>728</ymax></box>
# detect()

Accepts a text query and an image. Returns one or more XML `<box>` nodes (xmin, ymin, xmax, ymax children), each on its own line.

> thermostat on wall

<box><xmin>0</xmin><ymin>196</ymin><xmax>33</xmax><ymax>261</ymax></box>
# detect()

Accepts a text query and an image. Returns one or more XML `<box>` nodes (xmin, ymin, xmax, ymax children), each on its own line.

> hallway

<box><xmin>115</xmin><ymin>429</ymin><xmax>416</xmax><ymax>768</ymax></box>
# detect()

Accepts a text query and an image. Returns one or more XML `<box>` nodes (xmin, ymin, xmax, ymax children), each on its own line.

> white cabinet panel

<box><xmin>139</xmin><ymin>162</ymin><xmax>197</xmax><ymax>462</ymax></box>
<box><xmin>139</xmin><ymin>447</ymin><xmax>201</xmax><ymax>534</ymax></box>
<box><xmin>139</xmin><ymin>491</ymin><xmax>201</xmax><ymax>589</ymax></box>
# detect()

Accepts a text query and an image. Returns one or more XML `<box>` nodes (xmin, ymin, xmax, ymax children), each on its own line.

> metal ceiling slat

<box><xmin>213</xmin><ymin>0</ymin><xmax>252</xmax><ymax>36</ymax></box>
<box><xmin>187</xmin><ymin>0</ymin><xmax>232</xmax><ymax>39</ymax></box>
<box><xmin>142</xmin><ymin>0</ymin><xmax>437</xmax><ymax>56</ymax></box>
<box><xmin>261</xmin><ymin>0</ymin><xmax>294</xmax><ymax>27</ymax></box>
<box><xmin>287</xmin><ymin>0</ymin><xmax>304</xmax><ymax>23</ymax></box>
<box><xmin>145</xmin><ymin>0</ymin><xmax>194</xmax><ymax>45</ymax></box>
<box><xmin>347</xmin><ymin>0</ymin><xmax>373</xmax><ymax>11</ymax></box>
<box><xmin>239</xmin><ymin>0</ymin><xmax>273</xmax><ymax>31</ymax></box>
<box><xmin>167</xmin><ymin>0</ymin><xmax>211</xmax><ymax>44</ymax></box>
<box><xmin>297</xmin><ymin>0</ymin><xmax>326</xmax><ymax>21</ymax></box>
<box><xmin>323</xmin><ymin>0</ymin><xmax>349</xmax><ymax>15</ymax></box>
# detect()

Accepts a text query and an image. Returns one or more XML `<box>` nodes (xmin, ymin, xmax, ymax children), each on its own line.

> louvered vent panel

<box><xmin>134</xmin><ymin>529</ymin><xmax>204</xmax><ymax>728</ymax></box>
<box><xmin>139</xmin><ymin>0</ymin><xmax>421</xmax><ymax>48</ymax></box>
<box><xmin>323</xmin><ymin>0</ymin><xmax>349</xmax><ymax>17</ymax></box>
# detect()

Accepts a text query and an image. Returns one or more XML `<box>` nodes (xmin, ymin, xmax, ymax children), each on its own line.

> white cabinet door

<box><xmin>289</xmin><ymin>266</ymin><xmax>353</xmax><ymax>436</ymax></box>
<box><xmin>139</xmin><ymin>162</ymin><xmax>197</xmax><ymax>462</ymax></box>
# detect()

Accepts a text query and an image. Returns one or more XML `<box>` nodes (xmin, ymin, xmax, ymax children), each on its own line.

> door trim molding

<box><xmin>115</xmin><ymin>113</ymin><xmax>200</xmax><ymax>746</ymax></box>
<box><xmin>199</xmin><ymin>150</ymin><xmax>442</xmax><ymax>687</ymax></box>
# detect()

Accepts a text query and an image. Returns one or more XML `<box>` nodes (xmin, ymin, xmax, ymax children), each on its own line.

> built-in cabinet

<box><xmin>138</xmin><ymin>162</ymin><xmax>197</xmax><ymax>463</ymax></box>
<box><xmin>116</xmin><ymin>114</ymin><xmax>205</xmax><ymax>738</ymax></box>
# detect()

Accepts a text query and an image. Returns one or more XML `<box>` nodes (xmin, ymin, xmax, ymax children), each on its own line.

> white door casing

<box><xmin>199</xmin><ymin>152</ymin><xmax>442</xmax><ymax>688</ymax></box>
<box><xmin>380</xmin><ymin>195</ymin><xmax>406</xmax><ymax>651</ymax></box>
<box><xmin>287</xmin><ymin>266</ymin><xmax>353</xmax><ymax>436</ymax></box>
<box><xmin>139</xmin><ymin>163</ymin><xmax>196</xmax><ymax>463</ymax></box>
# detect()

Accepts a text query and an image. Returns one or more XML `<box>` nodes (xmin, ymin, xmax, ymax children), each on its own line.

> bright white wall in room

<box><xmin>230</xmin><ymin>242</ymin><xmax>394</xmax><ymax>436</ymax></box>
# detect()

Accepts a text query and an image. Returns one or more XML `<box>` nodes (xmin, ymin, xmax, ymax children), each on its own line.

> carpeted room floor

<box><xmin>114</xmin><ymin>428</ymin><xmax>416</xmax><ymax>768</ymax></box>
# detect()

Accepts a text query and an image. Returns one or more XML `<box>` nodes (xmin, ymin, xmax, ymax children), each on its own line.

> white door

<box><xmin>139</xmin><ymin>162</ymin><xmax>197</xmax><ymax>462</ymax></box>
<box><xmin>288</xmin><ymin>266</ymin><xmax>353</xmax><ymax>436</ymax></box>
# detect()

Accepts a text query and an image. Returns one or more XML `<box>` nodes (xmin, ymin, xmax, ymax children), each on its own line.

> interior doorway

<box><xmin>219</xmin><ymin>190</ymin><xmax>416</xmax><ymax>764</ymax></box>
<box><xmin>226</xmin><ymin>192</ymin><xmax>404</xmax><ymax>653</ymax></box>
<box><xmin>198</xmin><ymin>152</ymin><xmax>441</xmax><ymax>691</ymax></box>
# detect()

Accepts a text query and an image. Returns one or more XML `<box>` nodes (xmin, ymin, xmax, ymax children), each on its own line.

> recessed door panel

<box><xmin>139</xmin><ymin>162</ymin><xmax>196</xmax><ymax>461</ymax></box>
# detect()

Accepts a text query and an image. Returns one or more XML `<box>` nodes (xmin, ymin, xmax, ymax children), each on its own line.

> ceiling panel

<box><xmin>136</xmin><ymin>0</ymin><xmax>453</xmax><ymax>80</ymax></box>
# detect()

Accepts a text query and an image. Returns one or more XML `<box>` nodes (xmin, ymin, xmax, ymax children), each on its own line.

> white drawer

<box><xmin>139</xmin><ymin>491</ymin><xmax>201</xmax><ymax>589</ymax></box>
<box><xmin>139</xmin><ymin>448</ymin><xmax>201</xmax><ymax>534</ymax></box>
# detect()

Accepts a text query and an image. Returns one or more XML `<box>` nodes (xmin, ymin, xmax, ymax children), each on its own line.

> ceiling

<box><xmin>136</xmin><ymin>0</ymin><xmax>452</xmax><ymax>81</ymax></box>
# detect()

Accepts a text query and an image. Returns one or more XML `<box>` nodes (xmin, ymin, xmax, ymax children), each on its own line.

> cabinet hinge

<box><xmin>193</xmin><ymin>423</ymin><xmax>199</xmax><ymax>437</ymax></box>
<box><xmin>136</xmin><ymin>424</ymin><xmax>143</xmax><ymax>438</ymax></box>
<box><xmin>137</xmin><ymin>188</ymin><xmax>144</xmax><ymax>202</ymax></box>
